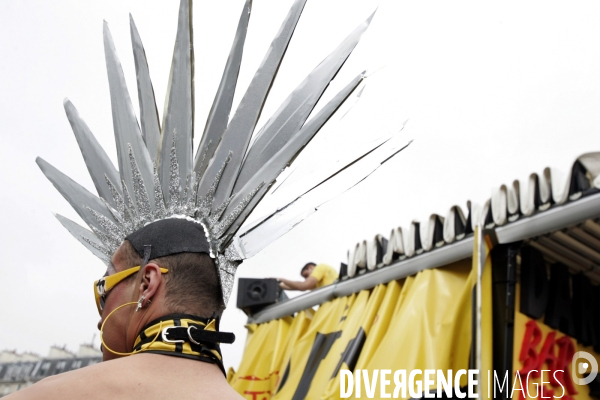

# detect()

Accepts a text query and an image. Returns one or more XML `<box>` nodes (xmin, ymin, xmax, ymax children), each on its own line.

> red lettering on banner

<box><xmin>519</xmin><ymin>320</ymin><xmax>543</xmax><ymax>376</ymax></box>
<box><xmin>535</xmin><ymin>332</ymin><xmax>556</xmax><ymax>378</ymax></box>
<box><xmin>243</xmin><ymin>390</ymin><xmax>271</xmax><ymax>400</ymax></box>
<box><xmin>238</xmin><ymin>375</ymin><xmax>262</xmax><ymax>381</ymax></box>
<box><xmin>237</xmin><ymin>371</ymin><xmax>279</xmax><ymax>382</ymax></box>
<box><xmin>516</xmin><ymin>320</ymin><xmax>579</xmax><ymax>399</ymax></box>
<box><xmin>541</xmin><ymin>385</ymin><xmax>554</xmax><ymax>399</ymax></box>
<box><xmin>552</xmin><ymin>336</ymin><xmax>577</xmax><ymax>395</ymax></box>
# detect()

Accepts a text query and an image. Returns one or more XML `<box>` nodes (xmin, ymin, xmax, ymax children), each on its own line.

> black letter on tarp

<box><xmin>331</xmin><ymin>327</ymin><xmax>366</xmax><ymax>378</ymax></box>
<box><xmin>520</xmin><ymin>246</ymin><xmax>549</xmax><ymax>320</ymax></box>
<box><xmin>291</xmin><ymin>331</ymin><xmax>342</xmax><ymax>400</ymax></box>
<box><xmin>572</xmin><ymin>274</ymin><xmax>598</xmax><ymax>347</ymax></box>
<box><xmin>544</xmin><ymin>263</ymin><xmax>575</xmax><ymax>336</ymax></box>
<box><xmin>492</xmin><ymin>243</ymin><xmax>520</xmax><ymax>400</ymax></box>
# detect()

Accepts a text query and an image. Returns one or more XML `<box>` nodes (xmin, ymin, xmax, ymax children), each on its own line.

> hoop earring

<box><xmin>100</xmin><ymin>301</ymin><xmax>162</xmax><ymax>356</ymax></box>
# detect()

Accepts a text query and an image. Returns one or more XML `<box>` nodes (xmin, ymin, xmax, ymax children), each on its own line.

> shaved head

<box><xmin>119</xmin><ymin>240</ymin><xmax>223</xmax><ymax>317</ymax></box>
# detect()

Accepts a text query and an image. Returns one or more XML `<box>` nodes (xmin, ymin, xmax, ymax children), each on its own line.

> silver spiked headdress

<box><xmin>36</xmin><ymin>0</ymin><xmax>405</xmax><ymax>306</ymax></box>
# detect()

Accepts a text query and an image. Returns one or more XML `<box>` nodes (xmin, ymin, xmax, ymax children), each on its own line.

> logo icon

<box><xmin>571</xmin><ymin>351</ymin><xmax>598</xmax><ymax>385</ymax></box>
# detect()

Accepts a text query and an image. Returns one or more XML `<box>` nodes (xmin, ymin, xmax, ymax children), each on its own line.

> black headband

<box><xmin>125</xmin><ymin>218</ymin><xmax>211</xmax><ymax>260</ymax></box>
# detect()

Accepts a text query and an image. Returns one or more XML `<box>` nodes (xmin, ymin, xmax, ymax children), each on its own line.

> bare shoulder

<box><xmin>5</xmin><ymin>354</ymin><xmax>243</xmax><ymax>399</ymax></box>
<box><xmin>3</xmin><ymin>360</ymin><xmax>113</xmax><ymax>399</ymax></box>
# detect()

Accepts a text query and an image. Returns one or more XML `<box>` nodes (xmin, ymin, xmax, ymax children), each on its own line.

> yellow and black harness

<box><xmin>133</xmin><ymin>313</ymin><xmax>235</xmax><ymax>375</ymax></box>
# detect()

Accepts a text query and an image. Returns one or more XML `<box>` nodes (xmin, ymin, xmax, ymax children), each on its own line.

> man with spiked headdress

<box><xmin>5</xmin><ymin>0</ymin><xmax>390</xmax><ymax>397</ymax></box>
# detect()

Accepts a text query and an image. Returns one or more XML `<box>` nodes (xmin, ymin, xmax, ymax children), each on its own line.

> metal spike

<box><xmin>197</xmin><ymin>152</ymin><xmax>231</xmax><ymax>217</ymax></box>
<box><xmin>55</xmin><ymin>214</ymin><xmax>111</xmax><ymax>261</ymax></box>
<box><xmin>81</xmin><ymin>236</ymin><xmax>112</xmax><ymax>260</ymax></box>
<box><xmin>153</xmin><ymin>162</ymin><xmax>167</xmax><ymax>220</ymax></box>
<box><xmin>189</xmin><ymin>171</ymin><xmax>197</xmax><ymax>200</ymax></box>
<box><xmin>64</xmin><ymin>99</ymin><xmax>121</xmax><ymax>209</ymax></box>
<box><xmin>90</xmin><ymin>224</ymin><xmax>121</xmax><ymax>252</ymax></box>
<box><xmin>207</xmin><ymin>151</ymin><xmax>232</xmax><ymax>200</ymax></box>
<box><xmin>130</xmin><ymin>15</ymin><xmax>161</xmax><ymax>161</ymax></box>
<box><xmin>111</xmin><ymin>177</ymin><xmax>132</xmax><ymax>230</ymax></box>
<box><xmin>168</xmin><ymin>132</ymin><xmax>181</xmax><ymax>213</ymax></box>
<box><xmin>236</xmin><ymin>137</ymin><xmax>412</xmax><ymax>258</ymax></box>
<box><xmin>104</xmin><ymin>21</ymin><xmax>155</xmax><ymax>215</ymax></box>
<box><xmin>225</xmin><ymin>73</ymin><xmax>365</xmax><ymax>227</ymax></box>
<box><xmin>210</xmin><ymin>194</ymin><xmax>234</xmax><ymax>224</ymax></box>
<box><xmin>218</xmin><ymin>181</ymin><xmax>271</xmax><ymax>249</ymax></box>
<box><xmin>193</xmin><ymin>0</ymin><xmax>251</xmax><ymax>179</ymax></box>
<box><xmin>105</xmin><ymin>175</ymin><xmax>125</xmax><ymax>220</ymax></box>
<box><xmin>235</xmin><ymin>13</ymin><xmax>375</xmax><ymax>189</ymax></box>
<box><xmin>192</xmin><ymin>168</ymin><xmax>202</xmax><ymax>206</ymax></box>
<box><xmin>87</xmin><ymin>207</ymin><xmax>125</xmax><ymax>243</ymax></box>
<box><xmin>36</xmin><ymin>157</ymin><xmax>116</xmax><ymax>234</ymax></box>
<box><xmin>101</xmin><ymin>198</ymin><xmax>123</xmax><ymax>223</ymax></box>
<box><xmin>224</xmin><ymin>244</ymin><xmax>242</xmax><ymax>261</ymax></box>
<box><xmin>121</xmin><ymin>179</ymin><xmax>138</xmax><ymax>231</ymax></box>
<box><xmin>183</xmin><ymin>172</ymin><xmax>197</xmax><ymax>215</ymax></box>
<box><xmin>195</xmin><ymin>140</ymin><xmax>212</xmax><ymax>185</ymax></box>
<box><xmin>128</xmin><ymin>145</ymin><xmax>152</xmax><ymax>225</ymax></box>
<box><xmin>181</xmin><ymin>173</ymin><xmax>191</xmax><ymax>211</ymax></box>
<box><xmin>158</xmin><ymin>0</ymin><xmax>194</xmax><ymax>205</ymax></box>
<box><xmin>197</xmin><ymin>0</ymin><xmax>308</xmax><ymax>209</ymax></box>
<box><xmin>214</xmin><ymin>182</ymin><xmax>264</xmax><ymax>239</ymax></box>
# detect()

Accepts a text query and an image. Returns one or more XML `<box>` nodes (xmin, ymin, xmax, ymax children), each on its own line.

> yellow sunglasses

<box><xmin>94</xmin><ymin>266</ymin><xmax>169</xmax><ymax>315</ymax></box>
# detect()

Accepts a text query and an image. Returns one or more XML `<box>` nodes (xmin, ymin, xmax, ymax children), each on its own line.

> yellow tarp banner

<box><xmin>321</xmin><ymin>283</ymin><xmax>388</xmax><ymax>400</ymax></box>
<box><xmin>229</xmin><ymin>316</ymin><xmax>293</xmax><ymax>399</ymax></box>
<box><xmin>353</xmin><ymin>279</ymin><xmax>402</xmax><ymax>372</ymax></box>
<box><xmin>271</xmin><ymin>310</ymin><xmax>313</xmax><ymax>391</ymax></box>
<box><xmin>353</xmin><ymin>260</ymin><xmax>474</xmax><ymax>398</ymax></box>
<box><xmin>305</xmin><ymin>290</ymin><xmax>370</xmax><ymax>399</ymax></box>
<box><xmin>233</xmin><ymin>259</ymin><xmax>482</xmax><ymax>399</ymax></box>
<box><xmin>275</xmin><ymin>295</ymin><xmax>353</xmax><ymax>399</ymax></box>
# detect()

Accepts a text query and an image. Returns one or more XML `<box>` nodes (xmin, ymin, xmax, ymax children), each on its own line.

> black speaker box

<box><xmin>237</xmin><ymin>278</ymin><xmax>286</xmax><ymax>315</ymax></box>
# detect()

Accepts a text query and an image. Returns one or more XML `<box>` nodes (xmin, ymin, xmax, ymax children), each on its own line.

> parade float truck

<box><xmin>230</xmin><ymin>153</ymin><xmax>600</xmax><ymax>400</ymax></box>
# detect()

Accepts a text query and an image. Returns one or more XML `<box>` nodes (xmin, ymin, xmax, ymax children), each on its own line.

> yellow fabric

<box><xmin>233</xmin><ymin>261</ymin><xmax>477</xmax><ymax>399</ymax></box>
<box><xmin>321</xmin><ymin>284</ymin><xmax>388</xmax><ymax>400</ymax></box>
<box><xmin>355</xmin><ymin>260</ymin><xmax>474</xmax><ymax>398</ymax></box>
<box><xmin>228</xmin><ymin>317</ymin><xmax>293</xmax><ymax>398</ymax></box>
<box><xmin>300</xmin><ymin>291</ymin><xmax>367</xmax><ymax>399</ymax></box>
<box><xmin>243</xmin><ymin>323</ymin><xmax>258</xmax><ymax>350</ymax></box>
<box><xmin>310</xmin><ymin>263</ymin><xmax>338</xmax><ymax>288</ymax></box>
<box><xmin>353</xmin><ymin>280</ymin><xmax>402</xmax><ymax>372</ymax></box>
<box><xmin>227</xmin><ymin>367</ymin><xmax>236</xmax><ymax>383</ymax></box>
<box><xmin>274</xmin><ymin>296</ymin><xmax>351</xmax><ymax>399</ymax></box>
<box><xmin>392</xmin><ymin>276</ymin><xmax>413</xmax><ymax>317</ymax></box>
<box><xmin>271</xmin><ymin>310</ymin><xmax>312</xmax><ymax>390</ymax></box>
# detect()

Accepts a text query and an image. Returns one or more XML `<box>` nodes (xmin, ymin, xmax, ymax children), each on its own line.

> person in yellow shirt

<box><xmin>278</xmin><ymin>262</ymin><xmax>338</xmax><ymax>291</ymax></box>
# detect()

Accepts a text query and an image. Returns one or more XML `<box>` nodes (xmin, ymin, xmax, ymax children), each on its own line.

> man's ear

<box><xmin>139</xmin><ymin>262</ymin><xmax>163</xmax><ymax>304</ymax></box>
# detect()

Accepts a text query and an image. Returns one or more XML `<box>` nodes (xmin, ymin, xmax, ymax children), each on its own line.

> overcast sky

<box><xmin>1</xmin><ymin>0</ymin><xmax>599</xmax><ymax>371</ymax></box>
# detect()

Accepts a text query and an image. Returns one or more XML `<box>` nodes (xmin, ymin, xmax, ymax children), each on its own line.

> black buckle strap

<box><xmin>161</xmin><ymin>325</ymin><xmax>235</xmax><ymax>344</ymax></box>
